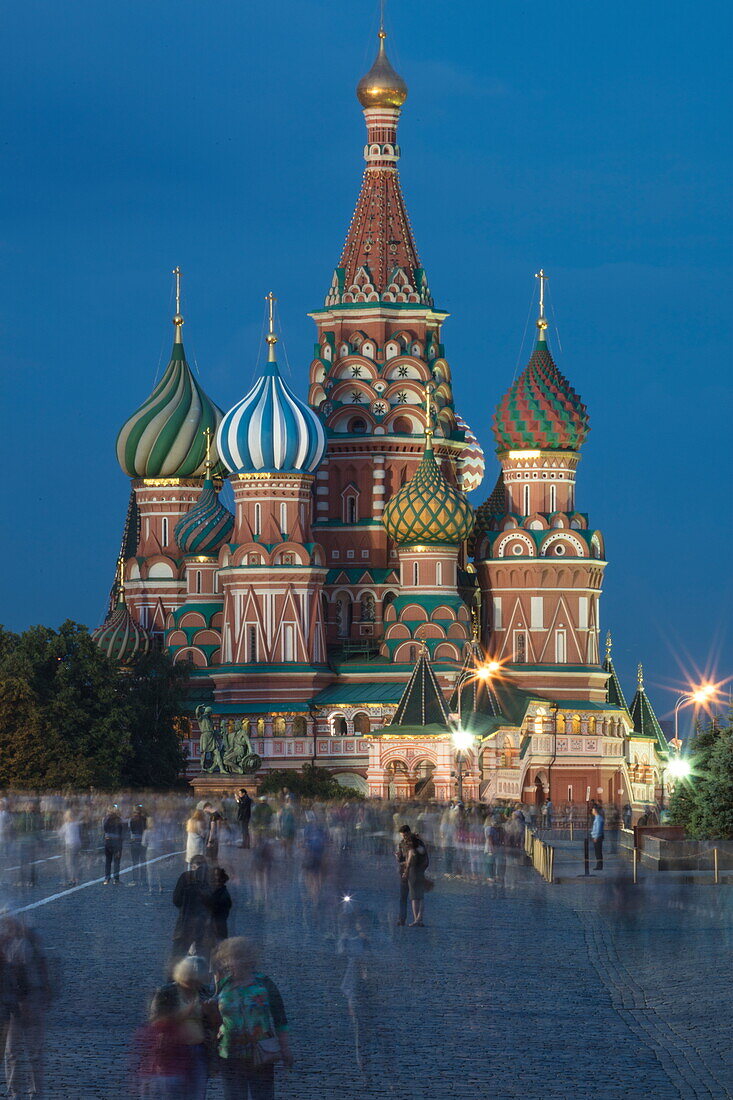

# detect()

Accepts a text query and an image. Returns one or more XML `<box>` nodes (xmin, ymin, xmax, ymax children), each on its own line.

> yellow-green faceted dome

<box><xmin>383</xmin><ymin>446</ymin><xmax>474</xmax><ymax>547</ymax></box>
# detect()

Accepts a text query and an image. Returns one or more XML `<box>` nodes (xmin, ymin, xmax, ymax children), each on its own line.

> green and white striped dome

<box><xmin>117</xmin><ymin>322</ymin><xmax>224</xmax><ymax>479</ymax></box>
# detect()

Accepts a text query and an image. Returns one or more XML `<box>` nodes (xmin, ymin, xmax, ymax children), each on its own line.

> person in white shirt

<box><xmin>58</xmin><ymin>809</ymin><xmax>81</xmax><ymax>886</ymax></box>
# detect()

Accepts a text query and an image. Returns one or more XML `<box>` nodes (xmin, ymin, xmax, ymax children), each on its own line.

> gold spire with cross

<box><xmin>172</xmin><ymin>266</ymin><xmax>184</xmax><ymax>342</ymax></box>
<box><xmin>117</xmin><ymin>557</ymin><xmax>126</xmax><ymax>604</ymax></box>
<box><xmin>265</xmin><ymin>291</ymin><xmax>278</xmax><ymax>363</ymax></box>
<box><xmin>203</xmin><ymin>427</ymin><xmax>213</xmax><ymax>476</ymax></box>
<box><xmin>379</xmin><ymin>0</ymin><xmax>386</xmax><ymax>36</ymax></box>
<box><xmin>535</xmin><ymin>268</ymin><xmax>548</xmax><ymax>340</ymax></box>
<box><xmin>424</xmin><ymin>382</ymin><xmax>435</xmax><ymax>450</ymax></box>
<box><xmin>637</xmin><ymin>662</ymin><xmax>644</xmax><ymax>689</ymax></box>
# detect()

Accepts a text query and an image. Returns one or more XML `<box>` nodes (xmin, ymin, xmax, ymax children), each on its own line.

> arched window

<box><xmin>555</xmin><ymin>630</ymin><xmax>566</xmax><ymax>663</ymax></box>
<box><xmin>436</xmin><ymin>561</ymin><xmax>443</xmax><ymax>586</ymax></box>
<box><xmin>353</xmin><ymin>713</ymin><xmax>370</xmax><ymax>735</ymax></box>
<box><xmin>549</xmin><ymin>484</ymin><xmax>557</xmax><ymax>512</ymax></box>
<box><xmin>334</xmin><ymin>716</ymin><xmax>348</xmax><ymax>735</ymax></box>
<box><xmin>293</xmin><ymin>716</ymin><xmax>307</xmax><ymax>736</ymax></box>
<box><xmin>248</xmin><ymin>625</ymin><xmax>257</xmax><ymax>662</ymax></box>
<box><xmin>196</xmin><ymin>571</ymin><xmax>202</xmax><ymax>594</ymax></box>
<box><xmin>280</xmin><ymin>502</ymin><xmax>287</xmax><ymax>532</ymax></box>
<box><xmin>393</xmin><ymin>416</ymin><xmax>411</xmax><ymax>434</ymax></box>
<box><xmin>347</xmin><ymin>497</ymin><xmax>357</xmax><ymax>524</ymax></box>
<box><xmin>254</xmin><ymin>503</ymin><xmax>261</xmax><ymax>537</ymax></box>
<box><xmin>349</xmin><ymin>417</ymin><xmax>368</xmax><ymax>435</ymax></box>
<box><xmin>523</xmin><ymin>485</ymin><xmax>530</xmax><ymax>515</ymax></box>
<box><xmin>273</xmin><ymin>717</ymin><xmax>286</xmax><ymax>735</ymax></box>
<box><xmin>413</xmin><ymin>561</ymin><xmax>419</xmax><ymax>586</ymax></box>
<box><xmin>161</xmin><ymin>517</ymin><xmax>169</xmax><ymax>545</ymax></box>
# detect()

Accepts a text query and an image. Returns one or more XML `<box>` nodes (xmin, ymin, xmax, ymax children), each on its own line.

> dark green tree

<box><xmin>119</xmin><ymin>648</ymin><xmax>189</xmax><ymax>788</ymax></box>
<box><xmin>670</xmin><ymin>716</ymin><xmax>733</xmax><ymax>838</ymax></box>
<box><xmin>0</xmin><ymin>622</ymin><xmax>189</xmax><ymax>789</ymax></box>
<box><xmin>259</xmin><ymin>763</ymin><xmax>363</xmax><ymax>800</ymax></box>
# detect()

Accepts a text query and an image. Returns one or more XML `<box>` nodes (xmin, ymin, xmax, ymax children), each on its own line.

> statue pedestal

<box><xmin>189</xmin><ymin>772</ymin><xmax>263</xmax><ymax>802</ymax></box>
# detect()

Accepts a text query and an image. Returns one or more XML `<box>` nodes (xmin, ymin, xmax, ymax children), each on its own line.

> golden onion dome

<box><xmin>356</xmin><ymin>30</ymin><xmax>408</xmax><ymax>109</ymax></box>
<box><xmin>383</xmin><ymin>440</ymin><xmax>474</xmax><ymax>548</ymax></box>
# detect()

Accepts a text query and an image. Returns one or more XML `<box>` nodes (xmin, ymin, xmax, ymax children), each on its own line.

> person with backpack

<box><xmin>404</xmin><ymin>832</ymin><xmax>430</xmax><ymax>927</ymax></box>
<box><xmin>211</xmin><ymin>936</ymin><xmax>293</xmax><ymax>1100</ymax></box>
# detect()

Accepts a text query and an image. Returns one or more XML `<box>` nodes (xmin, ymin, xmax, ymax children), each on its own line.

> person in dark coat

<box><xmin>171</xmin><ymin>856</ymin><xmax>211</xmax><ymax>965</ymax></box>
<box><xmin>205</xmin><ymin>867</ymin><xmax>232</xmax><ymax>944</ymax></box>
<box><xmin>235</xmin><ymin>788</ymin><xmax>252</xmax><ymax>849</ymax></box>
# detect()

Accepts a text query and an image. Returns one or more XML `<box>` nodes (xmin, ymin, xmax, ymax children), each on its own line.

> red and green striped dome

<box><xmin>493</xmin><ymin>338</ymin><xmax>589</xmax><ymax>453</ymax></box>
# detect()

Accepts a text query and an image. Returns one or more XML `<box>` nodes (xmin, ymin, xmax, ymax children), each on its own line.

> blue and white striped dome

<box><xmin>217</xmin><ymin>359</ymin><xmax>326</xmax><ymax>475</ymax></box>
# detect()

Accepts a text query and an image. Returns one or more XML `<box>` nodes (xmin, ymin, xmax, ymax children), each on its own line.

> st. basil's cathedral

<box><xmin>94</xmin><ymin>25</ymin><xmax>669</xmax><ymax>811</ymax></box>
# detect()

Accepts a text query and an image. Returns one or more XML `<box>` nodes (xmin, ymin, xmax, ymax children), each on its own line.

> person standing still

<box><xmin>103</xmin><ymin>805</ymin><xmax>124</xmax><ymax>885</ymax></box>
<box><xmin>396</xmin><ymin>825</ymin><xmax>412</xmax><ymax>926</ymax></box>
<box><xmin>591</xmin><ymin>805</ymin><xmax>605</xmax><ymax>870</ymax></box>
<box><xmin>236</xmin><ymin>788</ymin><xmax>252</xmax><ymax>849</ymax></box>
<box><xmin>129</xmin><ymin>805</ymin><xmax>147</xmax><ymax>886</ymax></box>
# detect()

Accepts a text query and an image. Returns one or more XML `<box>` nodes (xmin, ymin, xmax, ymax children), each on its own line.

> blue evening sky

<box><xmin>1</xmin><ymin>0</ymin><xmax>731</xmax><ymax>726</ymax></box>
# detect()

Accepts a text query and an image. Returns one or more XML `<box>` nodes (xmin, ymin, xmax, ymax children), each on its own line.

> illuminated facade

<box><xmin>95</xmin><ymin>25</ymin><xmax>669</xmax><ymax>811</ymax></box>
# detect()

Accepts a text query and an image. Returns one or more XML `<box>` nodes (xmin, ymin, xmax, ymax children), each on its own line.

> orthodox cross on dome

<box><xmin>172</xmin><ymin>266</ymin><xmax>184</xmax><ymax>340</ymax></box>
<box><xmin>117</xmin><ymin>557</ymin><xmax>126</xmax><ymax>603</ymax></box>
<box><xmin>535</xmin><ymin>268</ymin><xmax>548</xmax><ymax>339</ymax></box>
<box><xmin>637</xmin><ymin>662</ymin><xmax>644</xmax><ymax>689</ymax></box>
<box><xmin>265</xmin><ymin>291</ymin><xmax>278</xmax><ymax>361</ymax></box>
<box><xmin>605</xmin><ymin>630</ymin><xmax>612</xmax><ymax>661</ymax></box>
<box><xmin>424</xmin><ymin>382</ymin><xmax>435</xmax><ymax>448</ymax></box>
<box><xmin>203</xmin><ymin>426</ymin><xmax>213</xmax><ymax>475</ymax></box>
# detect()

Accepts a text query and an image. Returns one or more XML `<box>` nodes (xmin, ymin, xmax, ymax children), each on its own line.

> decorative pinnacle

<box><xmin>605</xmin><ymin>630</ymin><xmax>612</xmax><ymax>661</ymax></box>
<box><xmin>535</xmin><ymin>268</ymin><xmax>548</xmax><ymax>339</ymax></box>
<box><xmin>117</xmin><ymin>557</ymin><xmax>126</xmax><ymax>604</ymax></box>
<box><xmin>172</xmin><ymin>267</ymin><xmax>184</xmax><ymax>340</ymax></box>
<box><xmin>265</xmin><ymin>291</ymin><xmax>278</xmax><ymax>362</ymax></box>
<box><xmin>637</xmin><ymin>662</ymin><xmax>644</xmax><ymax>689</ymax></box>
<box><xmin>424</xmin><ymin>382</ymin><xmax>434</xmax><ymax>450</ymax></box>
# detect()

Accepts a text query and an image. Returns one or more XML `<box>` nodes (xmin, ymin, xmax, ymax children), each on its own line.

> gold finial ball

<box><xmin>356</xmin><ymin>33</ymin><xmax>408</xmax><ymax>109</ymax></box>
<box><xmin>173</xmin><ymin>313</ymin><xmax>184</xmax><ymax>327</ymax></box>
<box><xmin>265</xmin><ymin>333</ymin><xmax>277</xmax><ymax>345</ymax></box>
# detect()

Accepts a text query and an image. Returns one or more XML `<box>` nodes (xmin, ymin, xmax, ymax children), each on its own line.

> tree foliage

<box><xmin>0</xmin><ymin>621</ymin><xmax>188</xmax><ymax>789</ymax></box>
<box><xmin>258</xmin><ymin>763</ymin><xmax>363</xmax><ymax>800</ymax></box>
<box><xmin>669</xmin><ymin>716</ymin><xmax>733</xmax><ymax>838</ymax></box>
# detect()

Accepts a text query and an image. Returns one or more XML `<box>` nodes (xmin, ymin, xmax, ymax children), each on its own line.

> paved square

<box><xmin>3</xmin><ymin>834</ymin><xmax>732</xmax><ymax>1099</ymax></box>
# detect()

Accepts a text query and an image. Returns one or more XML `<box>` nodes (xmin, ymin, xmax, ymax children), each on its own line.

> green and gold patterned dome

<box><xmin>383</xmin><ymin>435</ymin><xmax>474</xmax><ymax>548</ymax></box>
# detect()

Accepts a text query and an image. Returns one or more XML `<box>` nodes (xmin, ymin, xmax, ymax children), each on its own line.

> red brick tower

<box><xmin>474</xmin><ymin>273</ymin><xmax>608</xmax><ymax>702</ymax></box>
<box><xmin>307</xmin><ymin>26</ymin><xmax>481</xmax><ymax>654</ymax></box>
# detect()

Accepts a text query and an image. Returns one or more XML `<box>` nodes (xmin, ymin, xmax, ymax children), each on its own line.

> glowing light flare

<box><xmin>452</xmin><ymin>729</ymin><xmax>474</xmax><ymax>753</ymax></box>
<box><xmin>667</xmin><ymin>757</ymin><xmax>692</xmax><ymax>780</ymax></box>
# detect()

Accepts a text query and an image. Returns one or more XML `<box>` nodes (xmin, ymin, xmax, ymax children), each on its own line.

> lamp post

<box><xmin>673</xmin><ymin>684</ymin><xmax>715</xmax><ymax>750</ymax></box>
<box><xmin>452</xmin><ymin>729</ymin><xmax>474</xmax><ymax>803</ymax></box>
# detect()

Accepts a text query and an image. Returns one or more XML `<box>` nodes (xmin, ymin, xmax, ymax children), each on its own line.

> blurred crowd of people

<box><xmin>0</xmin><ymin>786</ymin><xmax>655</xmax><ymax>1098</ymax></box>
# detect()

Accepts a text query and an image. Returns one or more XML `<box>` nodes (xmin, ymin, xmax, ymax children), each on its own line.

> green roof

<box><xmin>384</xmin><ymin>648</ymin><xmax>451</xmax><ymax>733</ymax></box>
<box><xmin>312</xmin><ymin>682</ymin><xmax>407</xmax><ymax>706</ymax></box>
<box><xmin>629</xmin><ymin>675</ymin><xmax>669</xmax><ymax>758</ymax></box>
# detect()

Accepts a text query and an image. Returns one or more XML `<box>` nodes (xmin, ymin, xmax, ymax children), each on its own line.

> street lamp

<box><xmin>673</xmin><ymin>684</ymin><xmax>715</xmax><ymax>750</ymax></box>
<box><xmin>452</xmin><ymin>728</ymin><xmax>474</xmax><ymax>803</ymax></box>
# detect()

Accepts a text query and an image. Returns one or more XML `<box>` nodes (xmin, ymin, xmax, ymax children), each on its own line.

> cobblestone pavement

<box><xmin>2</xmin><ymin>838</ymin><xmax>732</xmax><ymax>1099</ymax></box>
